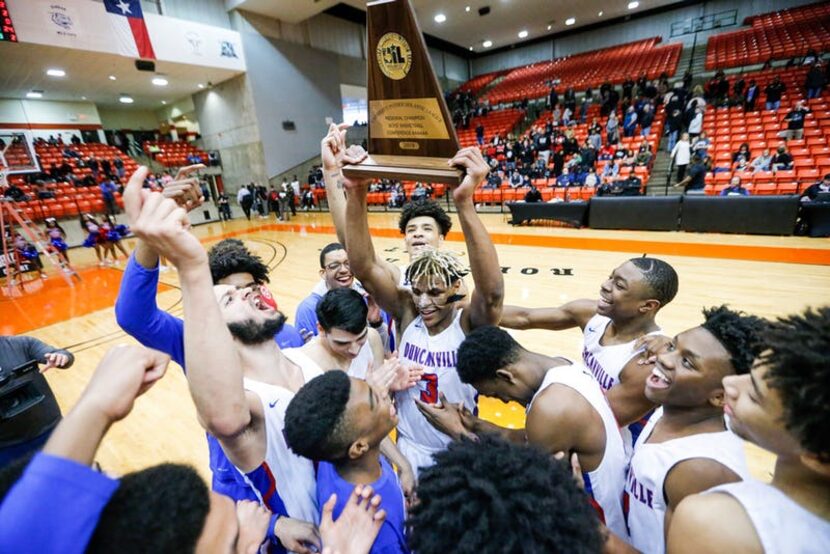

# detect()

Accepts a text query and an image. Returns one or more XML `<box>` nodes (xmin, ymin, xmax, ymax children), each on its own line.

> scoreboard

<box><xmin>0</xmin><ymin>0</ymin><xmax>17</xmax><ymax>43</ymax></box>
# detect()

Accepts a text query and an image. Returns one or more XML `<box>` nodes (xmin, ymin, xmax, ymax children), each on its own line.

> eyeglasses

<box><xmin>325</xmin><ymin>261</ymin><xmax>350</xmax><ymax>272</ymax></box>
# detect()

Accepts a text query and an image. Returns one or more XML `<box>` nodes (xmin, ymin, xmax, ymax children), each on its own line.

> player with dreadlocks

<box><xmin>500</xmin><ymin>256</ymin><xmax>679</xmax><ymax>450</ymax></box>
<box><xmin>667</xmin><ymin>306</ymin><xmax>830</xmax><ymax>553</ymax></box>
<box><xmin>342</xmin><ymin>145</ymin><xmax>504</xmax><ymax>476</ymax></box>
<box><xmin>623</xmin><ymin>305</ymin><xmax>766</xmax><ymax>553</ymax></box>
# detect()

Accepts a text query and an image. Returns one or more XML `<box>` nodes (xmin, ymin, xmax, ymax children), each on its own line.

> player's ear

<box><xmin>348</xmin><ymin>438</ymin><xmax>369</xmax><ymax>460</ymax></box>
<box><xmin>800</xmin><ymin>452</ymin><xmax>830</xmax><ymax>479</ymax></box>
<box><xmin>495</xmin><ymin>368</ymin><xmax>516</xmax><ymax>384</ymax></box>
<box><xmin>708</xmin><ymin>388</ymin><xmax>726</xmax><ymax>409</ymax></box>
<box><xmin>640</xmin><ymin>299</ymin><xmax>660</xmax><ymax>314</ymax></box>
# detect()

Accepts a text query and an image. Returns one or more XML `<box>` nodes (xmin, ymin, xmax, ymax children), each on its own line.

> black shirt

<box><xmin>0</xmin><ymin>336</ymin><xmax>73</xmax><ymax>447</ymax></box>
<box><xmin>687</xmin><ymin>163</ymin><xmax>707</xmax><ymax>190</ymax></box>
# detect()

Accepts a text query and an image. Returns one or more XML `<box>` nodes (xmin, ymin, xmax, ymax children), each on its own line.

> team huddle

<box><xmin>0</xmin><ymin>124</ymin><xmax>828</xmax><ymax>554</ymax></box>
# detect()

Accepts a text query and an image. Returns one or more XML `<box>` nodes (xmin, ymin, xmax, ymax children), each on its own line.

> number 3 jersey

<box><xmin>396</xmin><ymin>310</ymin><xmax>476</xmax><ymax>471</ymax></box>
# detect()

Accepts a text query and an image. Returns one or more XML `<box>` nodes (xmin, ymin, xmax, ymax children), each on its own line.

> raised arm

<box><xmin>123</xmin><ymin>167</ymin><xmax>263</xmax><ymax>472</ymax></box>
<box><xmin>343</xmin><ymin>171</ymin><xmax>410</xmax><ymax>323</ymax></box>
<box><xmin>499</xmin><ymin>299</ymin><xmax>597</xmax><ymax>331</ymax></box>
<box><xmin>451</xmin><ymin>147</ymin><xmax>504</xmax><ymax>331</ymax></box>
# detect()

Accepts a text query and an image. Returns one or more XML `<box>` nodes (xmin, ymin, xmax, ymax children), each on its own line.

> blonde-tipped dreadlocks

<box><xmin>405</xmin><ymin>248</ymin><xmax>469</xmax><ymax>290</ymax></box>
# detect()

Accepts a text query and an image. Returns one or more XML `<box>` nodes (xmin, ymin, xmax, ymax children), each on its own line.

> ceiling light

<box><xmin>108</xmin><ymin>75</ymin><xmax>117</xmax><ymax>81</ymax></box>
<box><xmin>197</xmin><ymin>83</ymin><xmax>205</xmax><ymax>89</ymax></box>
<box><xmin>628</xmin><ymin>1</ymin><xmax>639</xmax><ymax>9</ymax></box>
<box><xmin>565</xmin><ymin>17</ymin><xmax>576</xmax><ymax>26</ymax></box>
<box><xmin>434</xmin><ymin>13</ymin><xmax>446</xmax><ymax>23</ymax></box>
<box><xmin>465</xmin><ymin>6</ymin><xmax>471</xmax><ymax>12</ymax></box>
<box><xmin>81</xmin><ymin>96</ymin><xmax>87</xmax><ymax>100</ymax></box>
<box><xmin>152</xmin><ymin>76</ymin><xmax>168</xmax><ymax>86</ymax></box>
<box><xmin>469</xmin><ymin>46</ymin><xmax>474</xmax><ymax>51</ymax></box>
<box><xmin>161</xmin><ymin>100</ymin><xmax>167</xmax><ymax>105</ymax></box>
<box><xmin>46</xmin><ymin>68</ymin><xmax>65</xmax><ymax>77</ymax></box>
<box><xmin>518</xmin><ymin>30</ymin><xmax>528</xmax><ymax>38</ymax></box>
<box><xmin>119</xmin><ymin>94</ymin><xmax>134</xmax><ymax>104</ymax></box>
<box><xmin>598</xmin><ymin>11</ymin><xmax>604</xmax><ymax>16</ymax></box>
<box><xmin>547</xmin><ymin>24</ymin><xmax>552</xmax><ymax>30</ymax></box>
<box><xmin>26</xmin><ymin>91</ymin><xmax>43</xmax><ymax>99</ymax></box>
<box><xmin>482</xmin><ymin>40</ymin><xmax>493</xmax><ymax>48</ymax></box>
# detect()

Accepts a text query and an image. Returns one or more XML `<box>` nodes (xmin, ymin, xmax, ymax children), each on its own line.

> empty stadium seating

<box><xmin>706</xmin><ymin>2</ymin><xmax>830</xmax><ymax>69</ymax></box>
<box><xmin>457</xmin><ymin>108</ymin><xmax>525</xmax><ymax>147</ymax></box>
<box><xmin>479</xmin><ymin>38</ymin><xmax>681</xmax><ymax>105</ymax></box>
<box><xmin>144</xmin><ymin>140</ymin><xmax>208</xmax><ymax>167</ymax></box>
<box><xmin>457</xmin><ymin>70</ymin><xmax>508</xmax><ymax>95</ymax></box>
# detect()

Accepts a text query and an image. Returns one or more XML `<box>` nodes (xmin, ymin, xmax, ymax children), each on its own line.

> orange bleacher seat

<box><xmin>754</xmin><ymin>183</ymin><xmax>777</xmax><ymax>195</ymax></box>
<box><xmin>797</xmin><ymin>168</ymin><xmax>820</xmax><ymax>182</ymax></box>
<box><xmin>776</xmin><ymin>182</ymin><xmax>799</xmax><ymax>195</ymax></box>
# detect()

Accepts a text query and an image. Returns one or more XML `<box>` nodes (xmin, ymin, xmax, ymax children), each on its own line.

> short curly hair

<box><xmin>398</xmin><ymin>199</ymin><xmax>452</xmax><ymax>237</ymax></box>
<box><xmin>86</xmin><ymin>464</ymin><xmax>210</xmax><ymax>553</ymax></box>
<box><xmin>457</xmin><ymin>326</ymin><xmax>522</xmax><ymax>385</ymax></box>
<box><xmin>762</xmin><ymin>307</ymin><xmax>830</xmax><ymax>462</ymax></box>
<box><xmin>701</xmin><ymin>305</ymin><xmax>767</xmax><ymax>375</ymax></box>
<box><xmin>284</xmin><ymin>371</ymin><xmax>353</xmax><ymax>461</ymax></box>
<box><xmin>408</xmin><ymin>435</ymin><xmax>603</xmax><ymax>554</ymax></box>
<box><xmin>207</xmin><ymin>239</ymin><xmax>270</xmax><ymax>284</ymax></box>
<box><xmin>628</xmin><ymin>257</ymin><xmax>679</xmax><ymax>307</ymax></box>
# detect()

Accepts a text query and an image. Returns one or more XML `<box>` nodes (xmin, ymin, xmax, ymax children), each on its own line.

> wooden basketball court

<box><xmin>4</xmin><ymin>211</ymin><xmax>830</xmax><ymax>483</ymax></box>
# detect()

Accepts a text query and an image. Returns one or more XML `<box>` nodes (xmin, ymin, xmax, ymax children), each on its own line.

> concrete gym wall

<box><xmin>192</xmin><ymin>73</ymin><xmax>268</xmax><ymax>194</ymax></box>
<box><xmin>157</xmin><ymin>0</ymin><xmax>231</xmax><ymax>29</ymax></box>
<box><xmin>97</xmin><ymin>107</ymin><xmax>160</xmax><ymax>130</ymax></box>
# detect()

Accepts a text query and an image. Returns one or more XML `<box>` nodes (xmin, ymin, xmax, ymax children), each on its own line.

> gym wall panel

<box><xmin>160</xmin><ymin>0</ymin><xmax>231</xmax><ymax>29</ymax></box>
<box><xmin>472</xmin><ymin>40</ymin><xmax>554</xmax><ymax>76</ymax></box>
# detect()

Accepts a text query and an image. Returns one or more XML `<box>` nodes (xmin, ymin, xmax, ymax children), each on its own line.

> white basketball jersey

<box><xmin>283</xmin><ymin>344</ymin><xmax>372</xmax><ymax>380</ymax></box>
<box><xmin>396</xmin><ymin>310</ymin><xmax>476</xmax><ymax>472</ymax></box>
<box><xmin>707</xmin><ymin>480</ymin><xmax>830</xmax><ymax>554</ymax></box>
<box><xmin>346</xmin><ymin>340</ymin><xmax>374</xmax><ymax>380</ymax></box>
<box><xmin>625</xmin><ymin>408</ymin><xmax>750</xmax><ymax>554</ymax></box>
<box><xmin>582</xmin><ymin>314</ymin><xmax>660</xmax><ymax>390</ymax></box>
<box><xmin>528</xmin><ymin>364</ymin><xmax>629</xmax><ymax>540</ymax></box>
<box><xmin>239</xmin><ymin>377</ymin><xmax>320</xmax><ymax>526</ymax></box>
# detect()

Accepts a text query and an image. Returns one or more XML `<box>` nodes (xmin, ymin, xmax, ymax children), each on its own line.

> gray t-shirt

<box><xmin>0</xmin><ymin>336</ymin><xmax>73</xmax><ymax>447</ymax></box>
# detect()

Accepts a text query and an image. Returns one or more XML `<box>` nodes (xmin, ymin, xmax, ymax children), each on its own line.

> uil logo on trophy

<box><xmin>342</xmin><ymin>0</ymin><xmax>462</xmax><ymax>185</ymax></box>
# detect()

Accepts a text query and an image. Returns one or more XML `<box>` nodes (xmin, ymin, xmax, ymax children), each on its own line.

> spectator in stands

<box><xmin>562</xmin><ymin>132</ymin><xmax>579</xmax><ymax>156</ymax></box>
<box><xmin>301</xmin><ymin>187</ymin><xmax>315</xmax><ymax>210</ymax></box>
<box><xmin>99</xmin><ymin>177</ymin><xmax>119</xmax><ymax>216</ymax></box>
<box><xmin>805</xmin><ymin>63</ymin><xmax>826</xmax><ymax>100</ymax></box>
<box><xmin>692</xmin><ymin>131</ymin><xmax>711</xmax><ymax>159</ymax></box>
<box><xmin>562</xmin><ymin>106</ymin><xmax>573</xmax><ymax>126</ymax></box>
<box><xmin>101</xmin><ymin>158</ymin><xmax>112</xmax><ymax>179</ymax></box>
<box><xmin>579</xmin><ymin>140</ymin><xmax>597</xmax><ymax>170</ymax></box>
<box><xmin>803</xmin><ymin>49</ymin><xmax>819</xmax><ymax>66</ymax></box>
<box><xmin>556</xmin><ymin>168</ymin><xmax>572</xmax><ymax>187</ymax></box>
<box><xmin>721</xmin><ymin>176</ymin><xmax>750</xmax><ymax>196</ymax></box>
<box><xmin>639</xmin><ymin>104</ymin><xmax>654</xmax><ymax>137</ymax></box>
<box><xmin>623</xmin><ymin>106</ymin><xmax>638</xmax><ymax>137</ymax></box>
<box><xmin>800</xmin><ymin>173</ymin><xmax>830</xmax><ymax>202</ymax></box>
<box><xmin>604</xmin><ymin>111</ymin><xmax>619</xmax><ymax>144</ymax></box>
<box><xmin>772</xmin><ymin>144</ymin><xmax>794</xmax><ymax>171</ymax></box>
<box><xmin>676</xmin><ymin>154</ymin><xmax>707</xmax><ymax>194</ymax></box>
<box><xmin>87</xmin><ymin>156</ymin><xmax>99</xmax><ymax>180</ymax></box>
<box><xmin>780</xmin><ymin>100</ymin><xmax>812</xmax><ymax>140</ymax></box>
<box><xmin>217</xmin><ymin>192</ymin><xmax>231</xmax><ymax>220</ymax></box>
<box><xmin>750</xmin><ymin>148</ymin><xmax>773</xmax><ymax>173</ymax></box>
<box><xmin>635</xmin><ymin>144</ymin><xmax>653</xmax><ymax>167</ymax></box>
<box><xmin>765</xmin><ymin>77</ymin><xmax>786</xmax><ymax>111</ymax></box>
<box><xmin>584</xmin><ymin>167</ymin><xmax>599</xmax><ymax>187</ymax></box>
<box><xmin>687</xmin><ymin>107</ymin><xmax>704</xmax><ymax>140</ymax></box>
<box><xmin>601</xmin><ymin>160</ymin><xmax>619</xmax><ymax>182</ymax></box>
<box><xmin>186</xmin><ymin>152</ymin><xmax>203</xmax><ymax>164</ymax></box>
<box><xmin>548</xmin><ymin>86</ymin><xmax>558</xmax><ymax>109</ymax></box>
<box><xmin>411</xmin><ymin>182</ymin><xmax>428</xmax><ymax>201</ymax></box>
<box><xmin>733</xmin><ymin>143</ymin><xmax>752</xmax><ymax>165</ymax></box>
<box><xmin>665</xmin><ymin>108</ymin><xmax>682</xmax><ymax>153</ymax></box>
<box><xmin>524</xmin><ymin>184</ymin><xmax>542</xmax><ymax>203</ymax></box>
<box><xmin>236</xmin><ymin>183</ymin><xmax>252</xmax><ymax>220</ymax></box>
<box><xmin>475</xmin><ymin>122</ymin><xmax>485</xmax><ymax>146</ymax></box>
<box><xmin>35</xmin><ymin>181</ymin><xmax>54</xmax><ymax>200</ymax></box>
<box><xmin>744</xmin><ymin>79</ymin><xmax>760</xmax><ymax>112</ymax></box>
<box><xmin>3</xmin><ymin>183</ymin><xmax>28</xmax><ymax>202</ymax></box>
<box><xmin>551</xmin><ymin>149</ymin><xmax>565</xmax><ymax>177</ymax></box>
<box><xmin>113</xmin><ymin>157</ymin><xmax>125</xmax><ymax>179</ymax></box>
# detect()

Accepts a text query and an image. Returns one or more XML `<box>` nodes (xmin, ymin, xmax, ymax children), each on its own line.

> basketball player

<box><xmin>294</xmin><ymin>242</ymin><xmax>388</xmax><ymax>347</ymax></box>
<box><xmin>624</xmin><ymin>306</ymin><xmax>765</xmax><ymax>554</ymax></box>
<box><xmin>500</xmin><ymin>257</ymin><xmax>679</xmax><ymax>444</ymax></box>
<box><xmin>285</xmin><ymin>370</ymin><xmax>409</xmax><ymax>553</ymax></box>
<box><xmin>408</xmin><ymin>435</ymin><xmax>603</xmax><ymax>553</ymax></box>
<box><xmin>342</xmin><ymin>146</ymin><xmax>504</xmax><ymax>475</ymax></box>
<box><xmin>667</xmin><ymin>307</ymin><xmax>830</xmax><ymax>553</ymax></box>
<box><xmin>417</xmin><ymin>325</ymin><xmax>629</xmax><ymax>541</ymax></box>
<box><xmin>122</xmin><ymin>167</ymin><xmax>321</xmax><ymax>553</ymax></box>
<box><xmin>321</xmin><ymin>123</ymin><xmax>457</xmax><ymax>289</ymax></box>
<box><xmin>290</xmin><ymin>287</ymin><xmax>420</xmax><ymax>503</ymax></box>
<box><xmin>0</xmin><ymin>344</ymin><xmax>270</xmax><ymax>554</ymax></box>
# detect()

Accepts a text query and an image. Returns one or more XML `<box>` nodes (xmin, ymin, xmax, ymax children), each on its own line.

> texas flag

<box><xmin>103</xmin><ymin>0</ymin><xmax>156</xmax><ymax>60</ymax></box>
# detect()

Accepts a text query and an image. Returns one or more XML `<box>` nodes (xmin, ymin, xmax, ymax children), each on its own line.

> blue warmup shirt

<box><xmin>114</xmin><ymin>254</ymin><xmax>303</xmax><ymax>550</ymax></box>
<box><xmin>0</xmin><ymin>453</ymin><xmax>119</xmax><ymax>554</ymax></box>
<box><xmin>316</xmin><ymin>458</ymin><xmax>409</xmax><ymax>554</ymax></box>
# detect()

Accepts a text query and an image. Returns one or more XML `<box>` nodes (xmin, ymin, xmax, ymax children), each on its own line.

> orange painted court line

<box><xmin>231</xmin><ymin>222</ymin><xmax>830</xmax><ymax>266</ymax></box>
<box><xmin>1</xmin><ymin>267</ymin><xmax>172</xmax><ymax>335</ymax></box>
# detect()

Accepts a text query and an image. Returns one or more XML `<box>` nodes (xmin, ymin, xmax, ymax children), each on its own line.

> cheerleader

<box><xmin>13</xmin><ymin>233</ymin><xmax>47</xmax><ymax>279</ymax></box>
<box><xmin>103</xmin><ymin>214</ymin><xmax>130</xmax><ymax>262</ymax></box>
<box><xmin>80</xmin><ymin>213</ymin><xmax>105</xmax><ymax>266</ymax></box>
<box><xmin>44</xmin><ymin>218</ymin><xmax>71</xmax><ymax>268</ymax></box>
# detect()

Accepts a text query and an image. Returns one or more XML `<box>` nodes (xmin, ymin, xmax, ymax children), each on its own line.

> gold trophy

<box><xmin>342</xmin><ymin>0</ymin><xmax>463</xmax><ymax>185</ymax></box>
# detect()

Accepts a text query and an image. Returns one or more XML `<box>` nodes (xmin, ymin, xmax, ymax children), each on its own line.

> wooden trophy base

<box><xmin>342</xmin><ymin>155</ymin><xmax>462</xmax><ymax>186</ymax></box>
